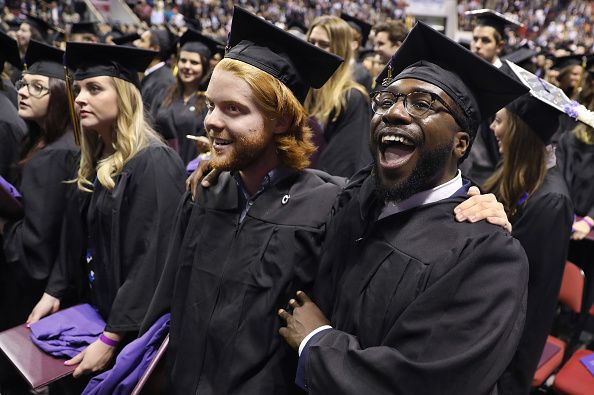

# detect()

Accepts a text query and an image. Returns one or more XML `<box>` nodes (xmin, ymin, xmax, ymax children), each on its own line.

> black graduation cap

<box><xmin>225</xmin><ymin>6</ymin><xmax>343</xmax><ymax>103</ymax></box>
<box><xmin>502</xmin><ymin>47</ymin><xmax>537</xmax><ymax>68</ymax></box>
<box><xmin>504</xmin><ymin>60</ymin><xmax>577</xmax><ymax>143</ymax></box>
<box><xmin>24</xmin><ymin>39</ymin><xmax>65</xmax><ymax>80</ymax></box>
<box><xmin>551</xmin><ymin>54</ymin><xmax>585</xmax><ymax>70</ymax></box>
<box><xmin>376</xmin><ymin>21</ymin><xmax>528</xmax><ymax>138</ymax></box>
<box><xmin>0</xmin><ymin>31</ymin><xmax>23</xmax><ymax>70</ymax></box>
<box><xmin>112</xmin><ymin>32</ymin><xmax>140</xmax><ymax>46</ymax></box>
<box><xmin>184</xmin><ymin>18</ymin><xmax>202</xmax><ymax>32</ymax></box>
<box><xmin>179</xmin><ymin>28</ymin><xmax>223</xmax><ymax>59</ymax></box>
<box><xmin>286</xmin><ymin>19</ymin><xmax>308</xmax><ymax>35</ymax></box>
<box><xmin>70</xmin><ymin>21</ymin><xmax>98</xmax><ymax>36</ymax></box>
<box><xmin>51</xmin><ymin>29</ymin><xmax>66</xmax><ymax>44</ymax></box>
<box><xmin>340</xmin><ymin>13</ymin><xmax>372</xmax><ymax>47</ymax></box>
<box><xmin>152</xmin><ymin>26</ymin><xmax>177</xmax><ymax>60</ymax></box>
<box><xmin>22</xmin><ymin>14</ymin><xmax>52</xmax><ymax>41</ymax></box>
<box><xmin>465</xmin><ymin>9</ymin><xmax>522</xmax><ymax>37</ymax></box>
<box><xmin>65</xmin><ymin>42</ymin><xmax>157</xmax><ymax>88</ymax></box>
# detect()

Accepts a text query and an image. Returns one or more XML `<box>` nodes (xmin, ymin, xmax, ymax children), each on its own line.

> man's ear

<box><xmin>273</xmin><ymin>115</ymin><xmax>291</xmax><ymax>135</ymax></box>
<box><xmin>453</xmin><ymin>131</ymin><xmax>470</xmax><ymax>159</ymax></box>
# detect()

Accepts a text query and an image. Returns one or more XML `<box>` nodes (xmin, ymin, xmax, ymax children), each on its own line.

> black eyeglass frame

<box><xmin>15</xmin><ymin>79</ymin><xmax>50</xmax><ymax>98</ymax></box>
<box><xmin>370</xmin><ymin>89</ymin><xmax>462</xmax><ymax>125</ymax></box>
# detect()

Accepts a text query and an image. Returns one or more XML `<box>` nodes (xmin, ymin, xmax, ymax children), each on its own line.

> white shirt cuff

<box><xmin>298</xmin><ymin>325</ymin><xmax>332</xmax><ymax>356</ymax></box>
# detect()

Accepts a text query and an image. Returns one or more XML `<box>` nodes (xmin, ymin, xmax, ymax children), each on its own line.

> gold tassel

<box><xmin>64</xmin><ymin>66</ymin><xmax>81</xmax><ymax>146</ymax></box>
<box><xmin>382</xmin><ymin>62</ymin><xmax>393</xmax><ymax>87</ymax></box>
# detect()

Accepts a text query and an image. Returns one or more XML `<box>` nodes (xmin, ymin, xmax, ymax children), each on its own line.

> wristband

<box><xmin>583</xmin><ymin>217</ymin><xmax>594</xmax><ymax>229</ymax></box>
<box><xmin>99</xmin><ymin>334</ymin><xmax>119</xmax><ymax>347</ymax></box>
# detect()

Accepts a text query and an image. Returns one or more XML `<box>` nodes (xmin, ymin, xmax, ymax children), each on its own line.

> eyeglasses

<box><xmin>16</xmin><ymin>79</ymin><xmax>50</xmax><ymax>98</ymax></box>
<box><xmin>370</xmin><ymin>90</ymin><xmax>458</xmax><ymax>120</ymax></box>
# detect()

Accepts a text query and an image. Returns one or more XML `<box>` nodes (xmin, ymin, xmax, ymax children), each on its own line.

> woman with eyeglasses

<box><xmin>1</xmin><ymin>40</ymin><xmax>80</xmax><ymax>333</ymax></box>
<box><xmin>481</xmin><ymin>90</ymin><xmax>573</xmax><ymax>394</ymax></box>
<box><xmin>305</xmin><ymin>16</ymin><xmax>372</xmax><ymax>178</ymax></box>
<box><xmin>26</xmin><ymin>41</ymin><xmax>186</xmax><ymax>379</ymax></box>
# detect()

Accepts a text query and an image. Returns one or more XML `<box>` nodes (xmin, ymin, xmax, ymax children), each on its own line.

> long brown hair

<box><xmin>483</xmin><ymin>109</ymin><xmax>547</xmax><ymax>220</ymax></box>
<box><xmin>162</xmin><ymin>50</ymin><xmax>211</xmax><ymax>108</ymax></box>
<box><xmin>19</xmin><ymin>77</ymin><xmax>71</xmax><ymax>165</ymax></box>
<box><xmin>304</xmin><ymin>16</ymin><xmax>367</xmax><ymax>126</ymax></box>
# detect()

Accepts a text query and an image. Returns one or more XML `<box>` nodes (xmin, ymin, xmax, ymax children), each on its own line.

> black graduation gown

<box><xmin>308</xmin><ymin>166</ymin><xmax>529</xmax><ymax>395</ymax></box>
<box><xmin>556</xmin><ymin>130</ymin><xmax>594</xmax><ymax>219</ymax></box>
<box><xmin>314</xmin><ymin>88</ymin><xmax>372</xmax><ymax>179</ymax></box>
<box><xmin>1</xmin><ymin>77</ymin><xmax>18</xmax><ymax>108</ymax></box>
<box><xmin>352</xmin><ymin>61</ymin><xmax>372</xmax><ymax>93</ymax></box>
<box><xmin>86</xmin><ymin>143</ymin><xmax>185</xmax><ymax>332</ymax></box>
<box><xmin>498</xmin><ymin>167</ymin><xmax>573</xmax><ymax>395</ymax></box>
<box><xmin>555</xmin><ymin>130</ymin><xmax>594</xmax><ymax>314</ymax></box>
<box><xmin>142</xmin><ymin>169</ymin><xmax>345</xmax><ymax>395</ymax></box>
<box><xmin>2</xmin><ymin>131</ymin><xmax>79</xmax><ymax>327</ymax></box>
<box><xmin>140</xmin><ymin>65</ymin><xmax>176</xmax><ymax>125</ymax></box>
<box><xmin>154</xmin><ymin>95</ymin><xmax>206</xmax><ymax>164</ymax></box>
<box><xmin>459</xmin><ymin>119</ymin><xmax>501</xmax><ymax>185</ymax></box>
<box><xmin>0</xmin><ymin>94</ymin><xmax>26</xmax><ymax>183</ymax></box>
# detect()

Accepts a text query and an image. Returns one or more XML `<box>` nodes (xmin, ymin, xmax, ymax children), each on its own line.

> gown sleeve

<box><xmin>104</xmin><ymin>147</ymin><xmax>185</xmax><ymax>332</ymax></box>
<box><xmin>302</xmin><ymin>232</ymin><xmax>528</xmax><ymax>395</ymax></box>
<box><xmin>3</xmin><ymin>148</ymin><xmax>78</xmax><ymax>281</ymax></box>
<box><xmin>498</xmin><ymin>187</ymin><xmax>573</xmax><ymax>394</ymax></box>
<box><xmin>139</xmin><ymin>191</ymin><xmax>195</xmax><ymax>334</ymax></box>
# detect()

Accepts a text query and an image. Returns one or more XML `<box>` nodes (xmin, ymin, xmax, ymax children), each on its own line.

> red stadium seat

<box><xmin>559</xmin><ymin>261</ymin><xmax>585</xmax><ymax>314</ymax></box>
<box><xmin>552</xmin><ymin>349</ymin><xmax>594</xmax><ymax>395</ymax></box>
<box><xmin>532</xmin><ymin>336</ymin><xmax>566</xmax><ymax>387</ymax></box>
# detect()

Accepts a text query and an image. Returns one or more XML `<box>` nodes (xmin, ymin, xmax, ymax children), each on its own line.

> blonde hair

<box><xmin>215</xmin><ymin>58</ymin><xmax>316</xmax><ymax>171</ymax></box>
<box><xmin>304</xmin><ymin>16</ymin><xmax>368</xmax><ymax>126</ymax></box>
<box><xmin>483</xmin><ymin>109</ymin><xmax>547</xmax><ymax>220</ymax></box>
<box><xmin>76</xmin><ymin>77</ymin><xmax>163</xmax><ymax>192</ymax></box>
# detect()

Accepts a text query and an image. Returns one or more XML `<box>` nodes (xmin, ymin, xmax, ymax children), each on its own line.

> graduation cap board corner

<box><xmin>505</xmin><ymin>60</ymin><xmax>594</xmax><ymax>128</ymax></box>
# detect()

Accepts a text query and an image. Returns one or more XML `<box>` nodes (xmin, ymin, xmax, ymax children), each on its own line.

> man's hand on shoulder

<box><xmin>454</xmin><ymin>186</ymin><xmax>512</xmax><ymax>232</ymax></box>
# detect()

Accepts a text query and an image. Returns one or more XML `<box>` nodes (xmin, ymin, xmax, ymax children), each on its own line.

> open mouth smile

<box><xmin>211</xmin><ymin>137</ymin><xmax>233</xmax><ymax>151</ymax></box>
<box><xmin>378</xmin><ymin>132</ymin><xmax>417</xmax><ymax>170</ymax></box>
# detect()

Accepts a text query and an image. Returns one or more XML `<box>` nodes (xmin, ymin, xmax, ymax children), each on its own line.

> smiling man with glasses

<box><xmin>279</xmin><ymin>22</ymin><xmax>532</xmax><ymax>394</ymax></box>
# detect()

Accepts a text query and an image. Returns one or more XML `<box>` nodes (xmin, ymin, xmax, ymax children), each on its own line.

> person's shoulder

<box><xmin>411</xmin><ymin>197</ymin><xmax>512</xmax><ymax>245</ymax></box>
<box><xmin>126</xmin><ymin>140</ymin><xmax>184</xmax><ymax>171</ymax></box>
<box><xmin>344</xmin><ymin>86</ymin><xmax>369</xmax><ymax>105</ymax></box>
<box><xmin>299</xmin><ymin>169</ymin><xmax>347</xmax><ymax>191</ymax></box>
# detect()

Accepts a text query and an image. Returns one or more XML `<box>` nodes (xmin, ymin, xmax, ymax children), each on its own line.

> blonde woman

<box><xmin>27</xmin><ymin>42</ymin><xmax>186</xmax><ymax>377</ymax></box>
<box><xmin>306</xmin><ymin>16</ymin><xmax>372</xmax><ymax>178</ymax></box>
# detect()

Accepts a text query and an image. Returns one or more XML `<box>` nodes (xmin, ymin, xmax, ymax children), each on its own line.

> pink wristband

<box><xmin>583</xmin><ymin>217</ymin><xmax>594</xmax><ymax>229</ymax></box>
<box><xmin>99</xmin><ymin>334</ymin><xmax>119</xmax><ymax>347</ymax></box>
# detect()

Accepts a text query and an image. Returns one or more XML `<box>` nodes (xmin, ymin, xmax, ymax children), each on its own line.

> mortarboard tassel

<box><xmin>382</xmin><ymin>60</ymin><xmax>393</xmax><ymax>87</ymax></box>
<box><xmin>63</xmin><ymin>65</ymin><xmax>81</xmax><ymax>146</ymax></box>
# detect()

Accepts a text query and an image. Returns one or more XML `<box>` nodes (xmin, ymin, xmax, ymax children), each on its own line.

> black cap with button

<box><xmin>375</xmin><ymin>21</ymin><xmax>529</xmax><ymax>141</ymax></box>
<box><xmin>0</xmin><ymin>31</ymin><xmax>23</xmax><ymax>70</ymax></box>
<box><xmin>179</xmin><ymin>28</ymin><xmax>224</xmax><ymax>59</ymax></box>
<box><xmin>24</xmin><ymin>39</ymin><xmax>65</xmax><ymax>80</ymax></box>
<box><xmin>224</xmin><ymin>6</ymin><xmax>343</xmax><ymax>103</ymax></box>
<box><xmin>465</xmin><ymin>9</ymin><xmax>522</xmax><ymax>37</ymax></box>
<box><xmin>64</xmin><ymin>42</ymin><xmax>157</xmax><ymax>89</ymax></box>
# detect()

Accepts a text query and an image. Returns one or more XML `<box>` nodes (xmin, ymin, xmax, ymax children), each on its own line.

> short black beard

<box><xmin>373</xmin><ymin>141</ymin><xmax>453</xmax><ymax>202</ymax></box>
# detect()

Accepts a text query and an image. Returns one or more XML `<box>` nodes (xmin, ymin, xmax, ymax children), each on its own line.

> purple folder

<box><xmin>580</xmin><ymin>353</ymin><xmax>594</xmax><ymax>377</ymax></box>
<box><xmin>537</xmin><ymin>342</ymin><xmax>561</xmax><ymax>368</ymax></box>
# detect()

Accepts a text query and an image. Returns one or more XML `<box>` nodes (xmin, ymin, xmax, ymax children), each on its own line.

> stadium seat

<box><xmin>532</xmin><ymin>336</ymin><xmax>566</xmax><ymax>387</ymax></box>
<box><xmin>559</xmin><ymin>261</ymin><xmax>585</xmax><ymax>314</ymax></box>
<box><xmin>552</xmin><ymin>349</ymin><xmax>594</xmax><ymax>395</ymax></box>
